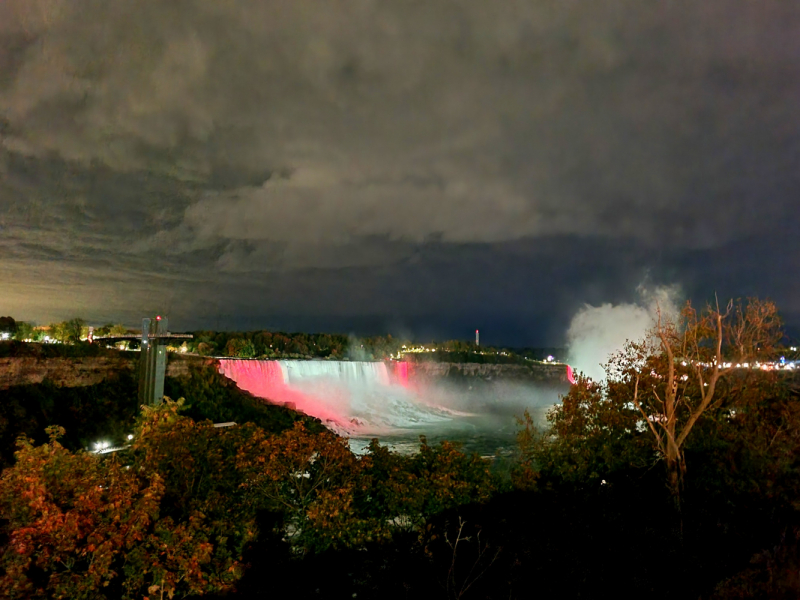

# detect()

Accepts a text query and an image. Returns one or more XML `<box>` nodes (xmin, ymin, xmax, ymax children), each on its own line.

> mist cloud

<box><xmin>566</xmin><ymin>285</ymin><xmax>681</xmax><ymax>381</ymax></box>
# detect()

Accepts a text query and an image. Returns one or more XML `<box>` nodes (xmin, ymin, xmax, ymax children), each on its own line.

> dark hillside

<box><xmin>0</xmin><ymin>349</ymin><xmax>322</xmax><ymax>468</ymax></box>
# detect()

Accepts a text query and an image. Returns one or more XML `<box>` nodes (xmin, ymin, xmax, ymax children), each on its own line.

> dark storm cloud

<box><xmin>1</xmin><ymin>0</ymin><xmax>798</xmax><ymax>339</ymax></box>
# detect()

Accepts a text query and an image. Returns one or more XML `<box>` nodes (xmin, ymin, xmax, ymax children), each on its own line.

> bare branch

<box><xmin>630</xmin><ymin>375</ymin><xmax>666</xmax><ymax>456</ymax></box>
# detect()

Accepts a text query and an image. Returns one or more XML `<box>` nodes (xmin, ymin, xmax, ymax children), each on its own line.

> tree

<box><xmin>47</xmin><ymin>322</ymin><xmax>67</xmax><ymax>343</ymax></box>
<box><xmin>514</xmin><ymin>374</ymin><xmax>654</xmax><ymax>490</ymax></box>
<box><xmin>361</xmin><ymin>437</ymin><xmax>497</xmax><ymax>535</ymax></box>
<box><xmin>0</xmin><ymin>402</ymin><xmax>264</xmax><ymax>599</ymax></box>
<box><xmin>237</xmin><ymin>421</ymin><xmax>379</xmax><ymax>552</ymax></box>
<box><xmin>225</xmin><ymin>338</ymin><xmax>256</xmax><ymax>358</ymax></box>
<box><xmin>12</xmin><ymin>321</ymin><xmax>35</xmax><ymax>341</ymax></box>
<box><xmin>607</xmin><ymin>298</ymin><xmax>782</xmax><ymax>505</ymax></box>
<box><xmin>235</xmin><ymin>424</ymin><xmax>498</xmax><ymax>554</ymax></box>
<box><xmin>0</xmin><ymin>316</ymin><xmax>17</xmax><ymax>335</ymax></box>
<box><xmin>0</xmin><ymin>426</ymin><xmax>166</xmax><ymax>599</ymax></box>
<box><xmin>109</xmin><ymin>324</ymin><xmax>129</xmax><ymax>336</ymax></box>
<box><xmin>63</xmin><ymin>318</ymin><xmax>86</xmax><ymax>343</ymax></box>
<box><xmin>130</xmin><ymin>399</ymin><xmax>261</xmax><ymax>591</ymax></box>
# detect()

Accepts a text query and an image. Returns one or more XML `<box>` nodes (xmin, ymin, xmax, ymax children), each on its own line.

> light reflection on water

<box><xmin>347</xmin><ymin>407</ymin><xmax>551</xmax><ymax>458</ymax></box>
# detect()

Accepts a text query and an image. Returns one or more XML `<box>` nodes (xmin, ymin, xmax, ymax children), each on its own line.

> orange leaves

<box><xmin>0</xmin><ymin>399</ymin><xmax>262</xmax><ymax>599</ymax></box>
<box><xmin>2</xmin><ymin>396</ymin><xmax>502</xmax><ymax>595</ymax></box>
<box><xmin>0</xmin><ymin>435</ymin><xmax>164</xmax><ymax>599</ymax></box>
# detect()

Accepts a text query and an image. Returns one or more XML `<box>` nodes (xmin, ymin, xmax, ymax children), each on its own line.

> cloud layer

<box><xmin>1</xmin><ymin>0</ymin><xmax>798</xmax><ymax>339</ymax></box>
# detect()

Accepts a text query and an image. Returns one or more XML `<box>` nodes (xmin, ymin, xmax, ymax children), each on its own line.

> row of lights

<box><xmin>92</xmin><ymin>434</ymin><xmax>134</xmax><ymax>454</ymax></box>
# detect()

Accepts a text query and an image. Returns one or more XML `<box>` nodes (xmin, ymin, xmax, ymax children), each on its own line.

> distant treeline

<box><xmin>0</xmin><ymin>315</ymin><xmax>128</xmax><ymax>344</ymax></box>
<box><xmin>2</xmin><ymin>314</ymin><xmax>567</xmax><ymax>363</ymax></box>
<box><xmin>0</xmin><ymin>340</ymin><xmax>120</xmax><ymax>359</ymax></box>
<box><xmin>176</xmin><ymin>330</ymin><xmax>566</xmax><ymax>365</ymax></box>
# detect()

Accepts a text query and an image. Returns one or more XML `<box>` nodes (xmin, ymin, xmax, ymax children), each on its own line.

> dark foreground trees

<box><xmin>516</xmin><ymin>298</ymin><xmax>800</xmax><ymax>598</ymax></box>
<box><xmin>0</xmin><ymin>400</ymin><xmax>498</xmax><ymax>599</ymax></box>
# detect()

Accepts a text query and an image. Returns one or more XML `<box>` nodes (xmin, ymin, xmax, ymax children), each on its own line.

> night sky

<box><xmin>1</xmin><ymin>1</ymin><xmax>798</xmax><ymax>346</ymax></box>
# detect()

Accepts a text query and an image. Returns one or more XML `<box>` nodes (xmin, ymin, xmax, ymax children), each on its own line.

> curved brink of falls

<box><xmin>218</xmin><ymin>359</ymin><xmax>465</xmax><ymax>436</ymax></box>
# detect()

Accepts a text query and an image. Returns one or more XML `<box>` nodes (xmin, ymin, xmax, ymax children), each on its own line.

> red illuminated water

<box><xmin>389</xmin><ymin>360</ymin><xmax>410</xmax><ymax>387</ymax></box>
<box><xmin>218</xmin><ymin>360</ymin><xmax>348</xmax><ymax>425</ymax></box>
<box><xmin>218</xmin><ymin>359</ymin><xmax>575</xmax><ymax>445</ymax></box>
<box><xmin>218</xmin><ymin>359</ymin><xmax>460</xmax><ymax>435</ymax></box>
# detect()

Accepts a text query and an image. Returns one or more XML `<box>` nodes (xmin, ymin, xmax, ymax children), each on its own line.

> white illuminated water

<box><xmin>219</xmin><ymin>359</ymin><xmax>566</xmax><ymax>456</ymax></box>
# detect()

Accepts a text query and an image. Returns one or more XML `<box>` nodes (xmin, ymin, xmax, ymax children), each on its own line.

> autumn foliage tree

<box><xmin>0</xmin><ymin>426</ymin><xmax>211</xmax><ymax>600</ymax></box>
<box><xmin>621</xmin><ymin>298</ymin><xmax>783</xmax><ymax>504</ymax></box>
<box><xmin>130</xmin><ymin>400</ymin><xmax>264</xmax><ymax>592</ymax></box>
<box><xmin>1</xmin><ymin>397</ymin><xmax>499</xmax><ymax>597</ymax></box>
<box><xmin>0</xmin><ymin>403</ymin><xmax>262</xmax><ymax>599</ymax></box>
<box><xmin>235</xmin><ymin>423</ymin><xmax>497</xmax><ymax>553</ymax></box>
<box><xmin>525</xmin><ymin>297</ymin><xmax>784</xmax><ymax>508</ymax></box>
<box><xmin>361</xmin><ymin>437</ymin><xmax>496</xmax><ymax>533</ymax></box>
<box><xmin>236</xmin><ymin>421</ymin><xmax>379</xmax><ymax>552</ymax></box>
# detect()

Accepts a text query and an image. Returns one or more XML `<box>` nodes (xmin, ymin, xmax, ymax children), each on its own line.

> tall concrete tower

<box><xmin>138</xmin><ymin>316</ymin><xmax>169</xmax><ymax>406</ymax></box>
<box><xmin>476</xmin><ymin>329</ymin><xmax>480</xmax><ymax>347</ymax></box>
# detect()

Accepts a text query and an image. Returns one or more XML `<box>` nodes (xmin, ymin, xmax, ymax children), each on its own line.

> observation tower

<box><xmin>138</xmin><ymin>316</ymin><xmax>192</xmax><ymax>406</ymax></box>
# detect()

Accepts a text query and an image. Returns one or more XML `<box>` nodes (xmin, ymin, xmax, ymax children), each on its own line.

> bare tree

<box><xmin>624</xmin><ymin>298</ymin><xmax>782</xmax><ymax>506</ymax></box>
<box><xmin>442</xmin><ymin>518</ymin><xmax>501</xmax><ymax>600</ymax></box>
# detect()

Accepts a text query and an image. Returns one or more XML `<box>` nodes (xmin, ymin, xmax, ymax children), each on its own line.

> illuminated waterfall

<box><xmin>218</xmin><ymin>359</ymin><xmax>455</xmax><ymax>435</ymax></box>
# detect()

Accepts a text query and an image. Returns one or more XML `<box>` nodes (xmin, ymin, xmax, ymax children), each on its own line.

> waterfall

<box><xmin>218</xmin><ymin>359</ymin><xmax>457</xmax><ymax>435</ymax></box>
<box><xmin>279</xmin><ymin>360</ymin><xmax>391</xmax><ymax>387</ymax></box>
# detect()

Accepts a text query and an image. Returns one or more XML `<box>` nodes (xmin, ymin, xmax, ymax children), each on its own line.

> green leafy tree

<box><xmin>515</xmin><ymin>373</ymin><xmax>654</xmax><ymax>488</ymax></box>
<box><xmin>109</xmin><ymin>324</ymin><xmax>129</xmax><ymax>336</ymax></box>
<box><xmin>46</xmin><ymin>322</ymin><xmax>65</xmax><ymax>343</ymax></box>
<box><xmin>12</xmin><ymin>321</ymin><xmax>34</xmax><ymax>341</ymax></box>
<box><xmin>225</xmin><ymin>338</ymin><xmax>256</xmax><ymax>358</ymax></box>
<box><xmin>63</xmin><ymin>318</ymin><xmax>86</xmax><ymax>343</ymax></box>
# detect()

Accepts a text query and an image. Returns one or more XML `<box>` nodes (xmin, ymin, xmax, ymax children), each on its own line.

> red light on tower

<box><xmin>156</xmin><ymin>315</ymin><xmax>161</xmax><ymax>321</ymax></box>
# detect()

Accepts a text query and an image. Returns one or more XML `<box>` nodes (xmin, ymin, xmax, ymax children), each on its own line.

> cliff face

<box><xmin>405</xmin><ymin>361</ymin><xmax>570</xmax><ymax>384</ymax></box>
<box><xmin>0</xmin><ymin>357</ymin><xmax>136</xmax><ymax>389</ymax></box>
<box><xmin>0</xmin><ymin>354</ymin><xmax>199</xmax><ymax>389</ymax></box>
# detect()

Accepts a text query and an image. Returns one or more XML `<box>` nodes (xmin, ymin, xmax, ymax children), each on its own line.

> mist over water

<box><xmin>219</xmin><ymin>359</ymin><xmax>564</xmax><ymax>455</ymax></box>
<box><xmin>566</xmin><ymin>285</ymin><xmax>681</xmax><ymax>381</ymax></box>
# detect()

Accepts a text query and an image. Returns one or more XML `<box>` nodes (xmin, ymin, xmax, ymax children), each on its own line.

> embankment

<box><xmin>0</xmin><ymin>352</ymin><xmax>197</xmax><ymax>389</ymax></box>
